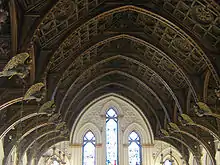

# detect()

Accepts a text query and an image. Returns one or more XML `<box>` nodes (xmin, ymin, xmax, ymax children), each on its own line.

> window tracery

<box><xmin>128</xmin><ymin>131</ymin><xmax>141</xmax><ymax>165</ymax></box>
<box><xmin>71</xmin><ymin>95</ymin><xmax>155</xmax><ymax>165</ymax></box>
<box><xmin>164</xmin><ymin>159</ymin><xmax>172</xmax><ymax>165</ymax></box>
<box><xmin>106</xmin><ymin>108</ymin><xmax>118</xmax><ymax>165</ymax></box>
<box><xmin>82</xmin><ymin>131</ymin><xmax>96</xmax><ymax>165</ymax></box>
<box><xmin>51</xmin><ymin>160</ymin><xmax>60</xmax><ymax>165</ymax></box>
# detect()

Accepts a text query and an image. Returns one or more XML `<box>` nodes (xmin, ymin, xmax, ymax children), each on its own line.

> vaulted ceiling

<box><xmin>0</xmin><ymin>0</ymin><xmax>220</xmax><ymax>165</ymax></box>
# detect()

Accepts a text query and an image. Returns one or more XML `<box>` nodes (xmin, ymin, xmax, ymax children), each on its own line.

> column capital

<box><xmin>142</xmin><ymin>143</ymin><xmax>154</xmax><ymax>148</ymax></box>
<box><xmin>96</xmin><ymin>143</ymin><xmax>102</xmax><ymax>147</ymax></box>
<box><xmin>69</xmin><ymin>143</ymin><xmax>82</xmax><ymax>148</ymax></box>
<box><xmin>100</xmin><ymin>114</ymin><xmax>105</xmax><ymax>118</ymax></box>
<box><xmin>123</xmin><ymin>143</ymin><xmax>129</xmax><ymax>147</ymax></box>
<box><xmin>118</xmin><ymin>114</ymin><xmax>124</xmax><ymax>119</ymax></box>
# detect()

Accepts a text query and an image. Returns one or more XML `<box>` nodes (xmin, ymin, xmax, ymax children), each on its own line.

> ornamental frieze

<box><xmin>47</xmin><ymin>7</ymin><xmax>215</xmax><ymax>82</ymax></box>
<box><xmin>36</xmin><ymin>0</ymin><xmax>104</xmax><ymax>47</ymax></box>
<box><xmin>173</xmin><ymin>37</ymin><xmax>192</xmax><ymax>52</ymax></box>
<box><xmin>193</xmin><ymin>6</ymin><xmax>214</xmax><ymax>24</ymax></box>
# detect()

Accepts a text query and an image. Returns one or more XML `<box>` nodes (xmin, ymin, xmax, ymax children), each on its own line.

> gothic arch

<box><xmin>69</xmin><ymin>93</ymin><xmax>154</xmax><ymax>165</ymax></box>
<box><xmin>100</xmin><ymin>99</ymin><xmax>123</xmax><ymax>117</ymax></box>
<box><xmin>72</xmin><ymin>122</ymin><xmax>101</xmax><ymax>144</ymax></box>
<box><xmin>154</xmin><ymin>141</ymin><xmax>183</xmax><ymax>165</ymax></box>
<box><xmin>123</xmin><ymin>122</ymin><xmax>153</xmax><ymax>145</ymax></box>
<box><xmin>38</xmin><ymin>141</ymin><xmax>71</xmax><ymax>165</ymax></box>
<box><xmin>70</xmin><ymin>93</ymin><xmax>154</xmax><ymax>144</ymax></box>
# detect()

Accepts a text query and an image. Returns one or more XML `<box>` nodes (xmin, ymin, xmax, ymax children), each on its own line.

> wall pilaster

<box><xmin>96</xmin><ymin>143</ymin><xmax>103</xmax><ymax>165</ymax></box>
<box><xmin>0</xmin><ymin>138</ymin><xmax>4</xmax><ymax>165</ymax></box>
<box><xmin>142</xmin><ymin>144</ymin><xmax>154</xmax><ymax>165</ymax></box>
<box><xmin>70</xmin><ymin>144</ymin><xmax>82</xmax><ymax>165</ymax></box>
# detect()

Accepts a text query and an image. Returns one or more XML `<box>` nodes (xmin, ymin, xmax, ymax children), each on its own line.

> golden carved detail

<box><xmin>160</xmin><ymin>129</ymin><xmax>169</xmax><ymax>137</ymax></box>
<box><xmin>0</xmin><ymin>53</ymin><xmax>31</xmax><ymax>79</ymax></box>
<box><xmin>23</xmin><ymin>82</ymin><xmax>45</xmax><ymax>102</ymax></box>
<box><xmin>193</xmin><ymin>6</ymin><xmax>214</xmax><ymax>24</ymax></box>
<box><xmin>178</xmin><ymin>114</ymin><xmax>194</xmax><ymax>126</ymax></box>
<box><xmin>38</xmin><ymin>100</ymin><xmax>56</xmax><ymax>114</ymax></box>
<box><xmin>173</xmin><ymin>38</ymin><xmax>192</xmax><ymax>52</ymax></box>
<box><xmin>194</xmin><ymin>102</ymin><xmax>220</xmax><ymax>119</ymax></box>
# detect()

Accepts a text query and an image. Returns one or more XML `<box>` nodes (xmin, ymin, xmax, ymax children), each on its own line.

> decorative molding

<box><xmin>69</xmin><ymin>144</ymin><xmax>81</xmax><ymax>148</ymax></box>
<box><xmin>193</xmin><ymin>6</ymin><xmax>214</xmax><ymax>24</ymax></box>
<box><xmin>142</xmin><ymin>144</ymin><xmax>154</xmax><ymax>148</ymax></box>
<box><xmin>71</xmin><ymin>95</ymin><xmax>153</xmax><ymax>144</ymax></box>
<box><xmin>96</xmin><ymin>143</ymin><xmax>102</xmax><ymax>147</ymax></box>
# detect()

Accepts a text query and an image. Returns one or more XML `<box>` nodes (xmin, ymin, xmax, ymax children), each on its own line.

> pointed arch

<box><xmin>70</xmin><ymin>94</ymin><xmax>154</xmax><ymax>165</ymax></box>
<box><xmin>106</xmin><ymin>108</ymin><xmax>118</xmax><ymax>165</ymax></box>
<box><xmin>163</xmin><ymin>160</ymin><xmax>172</xmax><ymax>165</ymax></box>
<box><xmin>71</xmin><ymin>94</ymin><xmax>154</xmax><ymax>144</ymax></box>
<box><xmin>72</xmin><ymin>122</ymin><xmax>101</xmax><ymax>144</ymax></box>
<box><xmin>128</xmin><ymin>131</ymin><xmax>142</xmax><ymax>165</ymax></box>
<box><xmin>123</xmin><ymin>123</ymin><xmax>153</xmax><ymax>144</ymax></box>
<box><xmin>82</xmin><ymin>131</ymin><xmax>96</xmax><ymax>165</ymax></box>
<box><xmin>154</xmin><ymin>141</ymin><xmax>182</xmax><ymax>165</ymax></box>
<box><xmin>101</xmin><ymin>99</ymin><xmax>123</xmax><ymax>117</ymax></box>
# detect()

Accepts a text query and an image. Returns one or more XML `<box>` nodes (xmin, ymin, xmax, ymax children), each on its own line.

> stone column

<box><xmin>123</xmin><ymin>144</ymin><xmax>129</xmax><ymax>165</ymax></box>
<box><xmin>215</xmin><ymin>141</ymin><xmax>220</xmax><ymax>165</ymax></box>
<box><xmin>96</xmin><ymin>143</ymin><xmax>103</xmax><ymax>165</ymax></box>
<box><xmin>142</xmin><ymin>144</ymin><xmax>154</xmax><ymax>165</ymax></box>
<box><xmin>200</xmin><ymin>146</ymin><xmax>213</xmax><ymax>165</ymax></box>
<box><xmin>70</xmin><ymin>144</ymin><xmax>82</xmax><ymax>165</ymax></box>
<box><xmin>0</xmin><ymin>138</ymin><xmax>4</xmax><ymax>165</ymax></box>
<box><xmin>12</xmin><ymin>147</ymin><xmax>18</xmax><ymax>165</ymax></box>
<box><xmin>31</xmin><ymin>157</ymin><xmax>35</xmax><ymax>165</ymax></box>
<box><xmin>188</xmin><ymin>152</ymin><xmax>194</xmax><ymax>165</ymax></box>
<box><xmin>22</xmin><ymin>152</ymin><xmax>27</xmax><ymax>165</ymax></box>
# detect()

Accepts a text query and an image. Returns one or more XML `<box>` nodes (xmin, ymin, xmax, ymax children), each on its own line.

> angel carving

<box><xmin>0</xmin><ymin>52</ymin><xmax>31</xmax><ymax>79</ymax></box>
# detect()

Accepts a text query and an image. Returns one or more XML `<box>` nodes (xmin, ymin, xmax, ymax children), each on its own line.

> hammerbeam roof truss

<box><xmin>1</xmin><ymin>0</ymin><xmax>220</xmax><ymax>164</ymax></box>
<box><xmin>34</xmin><ymin>0</ymin><xmax>220</xmax><ymax>51</ymax></box>
<box><xmin>47</xmin><ymin>6</ymin><xmax>217</xmax><ymax>77</ymax></box>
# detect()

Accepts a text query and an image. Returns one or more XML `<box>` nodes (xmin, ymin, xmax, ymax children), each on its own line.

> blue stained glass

<box><xmin>106</xmin><ymin>109</ymin><xmax>118</xmax><ymax>165</ymax></box>
<box><xmin>83</xmin><ymin>131</ymin><xmax>96</xmax><ymax>165</ymax></box>
<box><xmin>164</xmin><ymin>160</ymin><xmax>172</xmax><ymax>165</ymax></box>
<box><xmin>128</xmin><ymin>132</ymin><xmax>141</xmax><ymax>165</ymax></box>
<box><xmin>51</xmin><ymin>160</ymin><xmax>60</xmax><ymax>165</ymax></box>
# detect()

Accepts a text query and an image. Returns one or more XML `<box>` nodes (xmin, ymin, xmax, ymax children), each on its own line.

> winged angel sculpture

<box><xmin>23</xmin><ymin>82</ymin><xmax>45</xmax><ymax>102</ymax></box>
<box><xmin>0</xmin><ymin>52</ymin><xmax>31</xmax><ymax>79</ymax></box>
<box><xmin>0</xmin><ymin>82</ymin><xmax>45</xmax><ymax>111</ymax></box>
<box><xmin>194</xmin><ymin>102</ymin><xmax>220</xmax><ymax>119</ymax></box>
<box><xmin>38</xmin><ymin>100</ymin><xmax>56</xmax><ymax>116</ymax></box>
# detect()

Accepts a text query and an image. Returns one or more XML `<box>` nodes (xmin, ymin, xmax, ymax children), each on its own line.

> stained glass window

<box><xmin>106</xmin><ymin>108</ymin><xmax>118</xmax><ymax>165</ymax></box>
<box><xmin>82</xmin><ymin>131</ymin><xmax>96</xmax><ymax>165</ymax></box>
<box><xmin>164</xmin><ymin>160</ymin><xmax>172</xmax><ymax>165</ymax></box>
<box><xmin>128</xmin><ymin>131</ymin><xmax>141</xmax><ymax>165</ymax></box>
<box><xmin>51</xmin><ymin>160</ymin><xmax>60</xmax><ymax>165</ymax></box>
